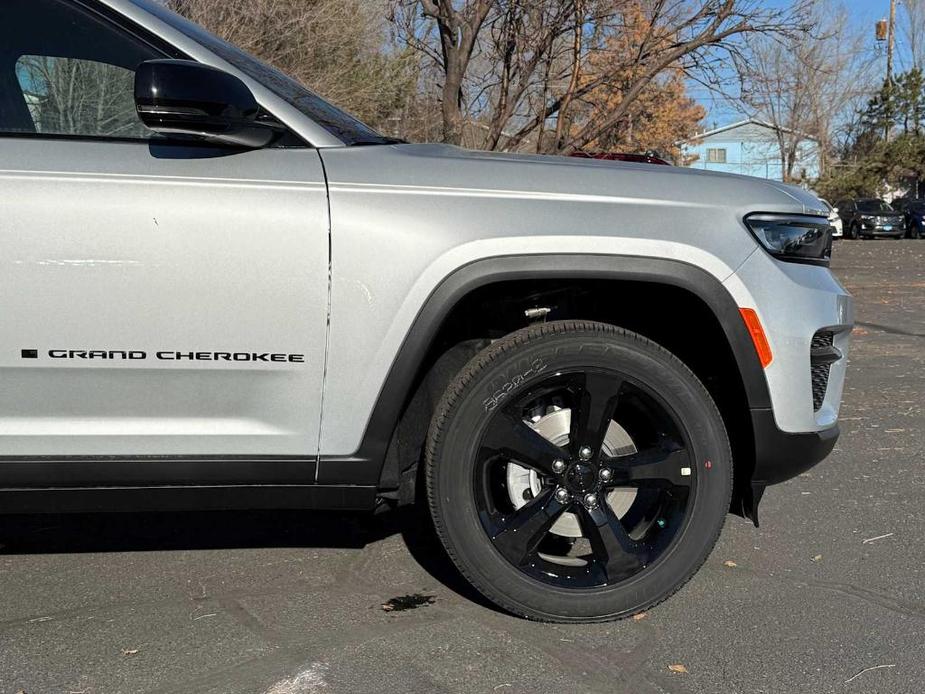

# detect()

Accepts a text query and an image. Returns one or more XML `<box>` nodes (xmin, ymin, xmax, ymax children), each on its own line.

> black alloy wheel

<box><xmin>471</xmin><ymin>368</ymin><xmax>692</xmax><ymax>590</ymax></box>
<box><xmin>426</xmin><ymin>321</ymin><xmax>732</xmax><ymax>622</ymax></box>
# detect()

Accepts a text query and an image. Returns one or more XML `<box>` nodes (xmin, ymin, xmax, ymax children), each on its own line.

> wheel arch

<box><xmin>317</xmin><ymin>255</ymin><xmax>770</xmax><ymax>520</ymax></box>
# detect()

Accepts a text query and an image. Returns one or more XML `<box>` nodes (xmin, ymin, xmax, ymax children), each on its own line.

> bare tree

<box><xmin>392</xmin><ymin>0</ymin><xmax>812</xmax><ymax>153</ymax></box>
<box><xmin>902</xmin><ymin>0</ymin><xmax>925</xmax><ymax>71</ymax></box>
<box><xmin>167</xmin><ymin>0</ymin><xmax>416</xmax><ymax>131</ymax></box>
<box><xmin>419</xmin><ymin>0</ymin><xmax>495</xmax><ymax>145</ymax></box>
<box><xmin>735</xmin><ymin>1</ymin><xmax>876</xmax><ymax>181</ymax></box>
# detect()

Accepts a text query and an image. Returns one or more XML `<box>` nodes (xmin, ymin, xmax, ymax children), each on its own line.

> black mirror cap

<box><xmin>134</xmin><ymin>59</ymin><xmax>279</xmax><ymax>148</ymax></box>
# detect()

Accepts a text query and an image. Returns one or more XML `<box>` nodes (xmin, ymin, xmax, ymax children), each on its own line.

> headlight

<box><xmin>744</xmin><ymin>214</ymin><xmax>833</xmax><ymax>266</ymax></box>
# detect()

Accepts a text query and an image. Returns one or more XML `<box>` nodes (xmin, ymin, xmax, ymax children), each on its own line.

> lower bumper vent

<box><xmin>810</xmin><ymin>331</ymin><xmax>840</xmax><ymax>411</ymax></box>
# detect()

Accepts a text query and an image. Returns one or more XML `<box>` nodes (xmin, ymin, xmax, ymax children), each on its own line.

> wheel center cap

<box><xmin>565</xmin><ymin>462</ymin><xmax>597</xmax><ymax>493</ymax></box>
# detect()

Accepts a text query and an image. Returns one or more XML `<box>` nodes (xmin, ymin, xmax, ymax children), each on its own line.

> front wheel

<box><xmin>425</xmin><ymin>321</ymin><xmax>733</xmax><ymax>622</ymax></box>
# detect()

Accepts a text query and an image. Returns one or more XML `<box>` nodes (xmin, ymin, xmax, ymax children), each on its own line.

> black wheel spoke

<box><xmin>479</xmin><ymin>409</ymin><xmax>565</xmax><ymax>476</ymax></box>
<box><xmin>580</xmin><ymin>503</ymin><xmax>643</xmax><ymax>581</ymax></box>
<box><xmin>491</xmin><ymin>488</ymin><xmax>569</xmax><ymax>566</ymax></box>
<box><xmin>471</xmin><ymin>360</ymin><xmax>700</xmax><ymax>592</ymax></box>
<box><xmin>568</xmin><ymin>372</ymin><xmax>623</xmax><ymax>460</ymax></box>
<box><xmin>605</xmin><ymin>445</ymin><xmax>692</xmax><ymax>487</ymax></box>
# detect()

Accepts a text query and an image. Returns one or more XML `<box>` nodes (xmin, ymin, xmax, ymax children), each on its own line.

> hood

<box><xmin>375</xmin><ymin>144</ymin><xmax>825</xmax><ymax>218</ymax></box>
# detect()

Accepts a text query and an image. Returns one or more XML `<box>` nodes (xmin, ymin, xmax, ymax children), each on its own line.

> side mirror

<box><xmin>134</xmin><ymin>59</ymin><xmax>280</xmax><ymax>148</ymax></box>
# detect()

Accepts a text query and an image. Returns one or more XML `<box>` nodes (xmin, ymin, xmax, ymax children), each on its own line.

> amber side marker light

<box><xmin>739</xmin><ymin>307</ymin><xmax>773</xmax><ymax>368</ymax></box>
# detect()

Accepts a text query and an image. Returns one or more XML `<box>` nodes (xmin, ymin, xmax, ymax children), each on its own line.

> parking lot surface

<box><xmin>1</xmin><ymin>240</ymin><xmax>923</xmax><ymax>694</ymax></box>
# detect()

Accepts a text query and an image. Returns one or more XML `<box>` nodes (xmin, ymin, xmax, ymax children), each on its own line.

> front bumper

<box><xmin>723</xmin><ymin>246</ymin><xmax>851</xmax><ymax>522</ymax></box>
<box><xmin>750</xmin><ymin>408</ymin><xmax>838</xmax><ymax>486</ymax></box>
<box><xmin>861</xmin><ymin>222</ymin><xmax>904</xmax><ymax>236</ymax></box>
<box><xmin>737</xmin><ymin>409</ymin><xmax>839</xmax><ymax>525</ymax></box>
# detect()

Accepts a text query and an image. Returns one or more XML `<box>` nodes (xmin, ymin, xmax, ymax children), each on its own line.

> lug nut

<box><xmin>583</xmin><ymin>493</ymin><xmax>598</xmax><ymax>508</ymax></box>
<box><xmin>552</xmin><ymin>459</ymin><xmax>566</xmax><ymax>473</ymax></box>
<box><xmin>579</xmin><ymin>446</ymin><xmax>593</xmax><ymax>460</ymax></box>
<box><xmin>599</xmin><ymin>468</ymin><xmax>613</xmax><ymax>482</ymax></box>
<box><xmin>554</xmin><ymin>488</ymin><xmax>570</xmax><ymax>503</ymax></box>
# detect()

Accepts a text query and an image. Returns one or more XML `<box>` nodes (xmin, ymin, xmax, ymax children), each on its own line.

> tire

<box><xmin>425</xmin><ymin>320</ymin><xmax>733</xmax><ymax>622</ymax></box>
<box><xmin>846</xmin><ymin>223</ymin><xmax>858</xmax><ymax>240</ymax></box>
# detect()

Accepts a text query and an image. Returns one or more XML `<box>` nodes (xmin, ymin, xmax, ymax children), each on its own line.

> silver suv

<box><xmin>0</xmin><ymin>0</ymin><xmax>853</xmax><ymax>622</ymax></box>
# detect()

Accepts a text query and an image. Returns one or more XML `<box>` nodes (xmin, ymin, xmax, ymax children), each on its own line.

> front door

<box><xmin>0</xmin><ymin>0</ymin><xmax>329</xmax><ymax>461</ymax></box>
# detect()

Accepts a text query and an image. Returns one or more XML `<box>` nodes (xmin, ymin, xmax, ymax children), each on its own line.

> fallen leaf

<box><xmin>121</xmin><ymin>648</ymin><xmax>139</xmax><ymax>656</ymax></box>
<box><xmin>723</xmin><ymin>560</ymin><xmax>737</xmax><ymax>568</ymax></box>
<box><xmin>632</xmin><ymin>612</ymin><xmax>648</xmax><ymax>622</ymax></box>
<box><xmin>812</xmin><ymin>554</ymin><xmax>823</xmax><ymax>562</ymax></box>
<box><xmin>668</xmin><ymin>664</ymin><xmax>689</xmax><ymax>674</ymax></box>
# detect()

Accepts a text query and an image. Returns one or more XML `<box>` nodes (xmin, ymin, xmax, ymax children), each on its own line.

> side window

<box><xmin>1</xmin><ymin>0</ymin><xmax>165</xmax><ymax>140</ymax></box>
<box><xmin>15</xmin><ymin>56</ymin><xmax>147</xmax><ymax>138</ymax></box>
<box><xmin>706</xmin><ymin>148</ymin><xmax>727</xmax><ymax>164</ymax></box>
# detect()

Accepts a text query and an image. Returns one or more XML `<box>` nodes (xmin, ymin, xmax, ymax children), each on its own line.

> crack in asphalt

<box><xmin>790</xmin><ymin>578</ymin><xmax>925</xmax><ymax>622</ymax></box>
<box><xmin>725</xmin><ymin>565</ymin><xmax>925</xmax><ymax>623</ymax></box>
<box><xmin>855</xmin><ymin>321</ymin><xmax>925</xmax><ymax>338</ymax></box>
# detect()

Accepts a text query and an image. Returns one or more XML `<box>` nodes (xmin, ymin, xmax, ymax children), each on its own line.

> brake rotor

<box><xmin>505</xmin><ymin>408</ymin><xmax>638</xmax><ymax>538</ymax></box>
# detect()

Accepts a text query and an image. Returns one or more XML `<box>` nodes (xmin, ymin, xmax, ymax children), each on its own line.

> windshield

<box><xmin>857</xmin><ymin>200</ymin><xmax>894</xmax><ymax>213</ymax></box>
<box><xmin>132</xmin><ymin>0</ymin><xmax>393</xmax><ymax>145</ymax></box>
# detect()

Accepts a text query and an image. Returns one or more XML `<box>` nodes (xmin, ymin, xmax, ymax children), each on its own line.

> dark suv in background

<box><xmin>891</xmin><ymin>198</ymin><xmax>925</xmax><ymax>238</ymax></box>
<box><xmin>835</xmin><ymin>199</ymin><xmax>905</xmax><ymax>239</ymax></box>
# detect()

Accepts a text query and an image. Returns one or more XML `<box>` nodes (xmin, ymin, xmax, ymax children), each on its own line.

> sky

<box><xmin>694</xmin><ymin>0</ymin><xmax>910</xmax><ymax>127</ymax></box>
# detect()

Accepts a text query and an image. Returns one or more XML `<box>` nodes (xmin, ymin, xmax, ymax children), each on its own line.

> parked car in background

<box><xmin>835</xmin><ymin>198</ymin><xmax>905</xmax><ymax>239</ymax></box>
<box><xmin>890</xmin><ymin>197</ymin><xmax>925</xmax><ymax>239</ymax></box>
<box><xmin>570</xmin><ymin>151</ymin><xmax>671</xmax><ymax>165</ymax></box>
<box><xmin>820</xmin><ymin>199</ymin><xmax>843</xmax><ymax>238</ymax></box>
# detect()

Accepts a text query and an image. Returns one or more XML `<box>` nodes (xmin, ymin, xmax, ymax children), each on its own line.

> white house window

<box><xmin>706</xmin><ymin>148</ymin><xmax>727</xmax><ymax>163</ymax></box>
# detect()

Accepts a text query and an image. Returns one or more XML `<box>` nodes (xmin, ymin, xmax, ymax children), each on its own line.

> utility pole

<box><xmin>877</xmin><ymin>1</ymin><xmax>898</xmax><ymax>141</ymax></box>
<box><xmin>887</xmin><ymin>0</ymin><xmax>896</xmax><ymax>86</ymax></box>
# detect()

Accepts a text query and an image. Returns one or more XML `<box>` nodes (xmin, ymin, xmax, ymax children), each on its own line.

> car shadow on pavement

<box><xmin>0</xmin><ymin>505</ymin><xmax>494</xmax><ymax>609</ymax></box>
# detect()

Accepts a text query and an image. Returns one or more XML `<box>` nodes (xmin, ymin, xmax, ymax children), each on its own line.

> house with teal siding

<box><xmin>678</xmin><ymin>119</ymin><xmax>820</xmax><ymax>185</ymax></box>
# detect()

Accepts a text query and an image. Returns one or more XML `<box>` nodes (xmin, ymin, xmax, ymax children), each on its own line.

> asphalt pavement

<box><xmin>0</xmin><ymin>240</ymin><xmax>923</xmax><ymax>694</ymax></box>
